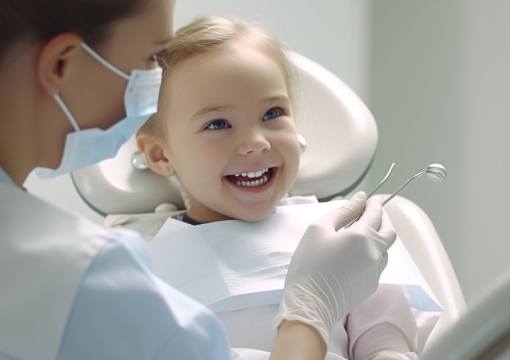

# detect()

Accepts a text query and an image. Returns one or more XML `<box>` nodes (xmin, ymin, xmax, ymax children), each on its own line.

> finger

<box><xmin>315</xmin><ymin>191</ymin><xmax>367</xmax><ymax>231</ymax></box>
<box><xmin>341</xmin><ymin>191</ymin><xmax>367</xmax><ymax>220</ymax></box>
<box><xmin>378</xmin><ymin>209</ymin><xmax>397</xmax><ymax>248</ymax></box>
<box><xmin>358</xmin><ymin>195</ymin><xmax>383</xmax><ymax>231</ymax></box>
<box><xmin>369</xmin><ymin>209</ymin><xmax>397</xmax><ymax>255</ymax></box>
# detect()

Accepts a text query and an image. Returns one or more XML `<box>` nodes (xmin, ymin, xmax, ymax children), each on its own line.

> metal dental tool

<box><xmin>381</xmin><ymin>163</ymin><xmax>447</xmax><ymax>206</ymax></box>
<box><xmin>345</xmin><ymin>163</ymin><xmax>447</xmax><ymax>228</ymax></box>
<box><xmin>345</xmin><ymin>163</ymin><xmax>395</xmax><ymax>228</ymax></box>
<box><xmin>367</xmin><ymin>163</ymin><xmax>395</xmax><ymax>199</ymax></box>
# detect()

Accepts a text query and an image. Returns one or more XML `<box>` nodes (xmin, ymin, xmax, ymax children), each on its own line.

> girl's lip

<box><xmin>224</xmin><ymin>167</ymin><xmax>278</xmax><ymax>193</ymax></box>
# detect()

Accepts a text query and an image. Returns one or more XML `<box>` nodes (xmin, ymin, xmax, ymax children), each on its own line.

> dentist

<box><xmin>0</xmin><ymin>1</ymin><xmax>396</xmax><ymax>359</ymax></box>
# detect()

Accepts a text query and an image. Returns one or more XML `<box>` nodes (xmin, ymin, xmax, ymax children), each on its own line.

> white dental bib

<box><xmin>0</xmin><ymin>182</ymin><xmax>108</xmax><ymax>360</ymax></box>
<box><xmin>149</xmin><ymin>199</ymin><xmax>439</xmax><ymax>311</ymax></box>
<box><xmin>148</xmin><ymin>199</ymin><xmax>441</xmax><ymax>358</ymax></box>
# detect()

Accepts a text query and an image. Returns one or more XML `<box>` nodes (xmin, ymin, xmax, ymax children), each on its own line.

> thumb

<box><xmin>358</xmin><ymin>195</ymin><xmax>383</xmax><ymax>231</ymax></box>
<box><xmin>315</xmin><ymin>191</ymin><xmax>367</xmax><ymax>231</ymax></box>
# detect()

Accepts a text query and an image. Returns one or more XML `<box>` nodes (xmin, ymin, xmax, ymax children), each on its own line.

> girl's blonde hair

<box><xmin>138</xmin><ymin>15</ymin><xmax>297</xmax><ymax>136</ymax></box>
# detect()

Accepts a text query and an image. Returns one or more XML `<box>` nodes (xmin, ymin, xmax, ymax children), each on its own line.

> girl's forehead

<box><xmin>159</xmin><ymin>40</ymin><xmax>292</xmax><ymax>112</ymax></box>
<box><xmin>168</xmin><ymin>39</ymin><xmax>277</xmax><ymax>72</ymax></box>
<box><xmin>168</xmin><ymin>42</ymin><xmax>285</xmax><ymax>84</ymax></box>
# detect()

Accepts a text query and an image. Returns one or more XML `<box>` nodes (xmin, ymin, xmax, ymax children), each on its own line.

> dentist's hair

<box><xmin>0</xmin><ymin>0</ymin><xmax>146</xmax><ymax>63</ymax></box>
<box><xmin>138</xmin><ymin>15</ymin><xmax>297</xmax><ymax>136</ymax></box>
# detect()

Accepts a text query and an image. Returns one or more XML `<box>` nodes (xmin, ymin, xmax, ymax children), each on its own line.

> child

<box><xmin>137</xmin><ymin>16</ymin><xmax>440</xmax><ymax>359</ymax></box>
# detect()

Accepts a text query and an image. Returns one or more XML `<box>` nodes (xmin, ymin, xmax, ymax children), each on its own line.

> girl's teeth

<box><xmin>235</xmin><ymin>175</ymin><xmax>269</xmax><ymax>187</ymax></box>
<box><xmin>247</xmin><ymin>171</ymin><xmax>262</xmax><ymax>178</ymax></box>
<box><xmin>237</xmin><ymin>169</ymin><xmax>268</xmax><ymax>178</ymax></box>
<box><xmin>229</xmin><ymin>168</ymin><xmax>271</xmax><ymax>187</ymax></box>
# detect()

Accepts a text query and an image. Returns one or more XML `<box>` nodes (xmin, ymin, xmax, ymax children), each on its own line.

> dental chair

<box><xmin>71</xmin><ymin>51</ymin><xmax>466</xmax><ymax>348</ymax></box>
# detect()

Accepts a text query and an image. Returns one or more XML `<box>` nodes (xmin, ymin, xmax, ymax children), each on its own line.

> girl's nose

<box><xmin>237</xmin><ymin>129</ymin><xmax>271</xmax><ymax>156</ymax></box>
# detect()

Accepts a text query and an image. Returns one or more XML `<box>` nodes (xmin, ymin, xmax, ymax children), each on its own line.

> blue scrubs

<box><xmin>0</xmin><ymin>168</ymin><xmax>13</xmax><ymax>185</ymax></box>
<box><xmin>0</xmin><ymin>168</ymin><xmax>231</xmax><ymax>360</ymax></box>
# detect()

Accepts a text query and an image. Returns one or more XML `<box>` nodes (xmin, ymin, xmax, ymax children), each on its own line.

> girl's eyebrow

<box><xmin>260</xmin><ymin>95</ymin><xmax>290</xmax><ymax>104</ymax></box>
<box><xmin>192</xmin><ymin>105</ymin><xmax>234</xmax><ymax>119</ymax></box>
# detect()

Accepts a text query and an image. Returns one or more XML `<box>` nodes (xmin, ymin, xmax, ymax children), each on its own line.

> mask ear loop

<box><xmin>55</xmin><ymin>43</ymin><xmax>132</xmax><ymax>133</ymax></box>
<box><xmin>54</xmin><ymin>91</ymin><xmax>80</xmax><ymax>132</ymax></box>
<box><xmin>81</xmin><ymin>43</ymin><xmax>130</xmax><ymax>81</ymax></box>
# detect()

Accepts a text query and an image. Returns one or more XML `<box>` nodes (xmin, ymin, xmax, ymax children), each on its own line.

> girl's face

<box><xmin>159</xmin><ymin>42</ymin><xmax>301</xmax><ymax>223</ymax></box>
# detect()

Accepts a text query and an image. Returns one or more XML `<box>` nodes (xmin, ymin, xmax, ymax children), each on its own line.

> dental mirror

<box><xmin>382</xmin><ymin>163</ymin><xmax>447</xmax><ymax>206</ymax></box>
<box><xmin>345</xmin><ymin>163</ymin><xmax>447</xmax><ymax>228</ymax></box>
<box><xmin>424</xmin><ymin>163</ymin><xmax>447</xmax><ymax>183</ymax></box>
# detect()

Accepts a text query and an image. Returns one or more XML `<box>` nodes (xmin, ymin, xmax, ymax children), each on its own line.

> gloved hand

<box><xmin>274</xmin><ymin>192</ymin><xmax>396</xmax><ymax>345</ymax></box>
<box><xmin>370</xmin><ymin>351</ymin><xmax>419</xmax><ymax>360</ymax></box>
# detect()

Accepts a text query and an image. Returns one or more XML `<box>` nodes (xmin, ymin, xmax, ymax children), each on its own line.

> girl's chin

<box><xmin>187</xmin><ymin>206</ymin><xmax>276</xmax><ymax>224</ymax></box>
<box><xmin>234</xmin><ymin>207</ymin><xmax>277</xmax><ymax>223</ymax></box>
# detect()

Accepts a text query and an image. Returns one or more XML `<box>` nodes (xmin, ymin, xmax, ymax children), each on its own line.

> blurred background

<box><xmin>24</xmin><ymin>0</ymin><xmax>510</xmax><ymax>305</ymax></box>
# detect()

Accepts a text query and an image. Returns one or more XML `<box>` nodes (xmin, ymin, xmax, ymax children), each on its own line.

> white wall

<box><xmin>24</xmin><ymin>173</ymin><xmax>104</xmax><ymax>223</ymax></box>
<box><xmin>175</xmin><ymin>0</ymin><xmax>371</xmax><ymax>101</ymax></box>
<box><xmin>369</xmin><ymin>0</ymin><xmax>510</xmax><ymax>304</ymax></box>
<box><xmin>458</xmin><ymin>0</ymin><xmax>510</xmax><ymax>302</ymax></box>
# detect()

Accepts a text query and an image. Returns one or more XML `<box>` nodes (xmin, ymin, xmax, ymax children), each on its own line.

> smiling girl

<box><xmin>137</xmin><ymin>16</ymin><xmax>434</xmax><ymax>360</ymax></box>
<box><xmin>137</xmin><ymin>16</ymin><xmax>300</xmax><ymax>224</ymax></box>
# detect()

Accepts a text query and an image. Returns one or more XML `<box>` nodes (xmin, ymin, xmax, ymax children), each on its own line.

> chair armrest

<box><xmin>383</xmin><ymin>195</ymin><xmax>466</xmax><ymax>343</ymax></box>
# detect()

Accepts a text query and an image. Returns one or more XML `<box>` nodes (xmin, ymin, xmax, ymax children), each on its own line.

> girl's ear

<box><xmin>137</xmin><ymin>134</ymin><xmax>176</xmax><ymax>176</ymax></box>
<box><xmin>37</xmin><ymin>32</ymin><xmax>83</xmax><ymax>96</ymax></box>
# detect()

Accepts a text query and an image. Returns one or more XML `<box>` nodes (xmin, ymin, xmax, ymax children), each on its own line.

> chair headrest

<box><xmin>289</xmin><ymin>52</ymin><xmax>377</xmax><ymax>200</ymax></box>
<box><xmin>72</xmin><ymin>51</ymin><xmax>378</xmax><ymax>215</ymax></box>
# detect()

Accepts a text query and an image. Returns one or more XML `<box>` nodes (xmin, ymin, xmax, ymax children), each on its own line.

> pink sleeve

<box><xmin>346</xmin><ymin>284</ymin><xmax>440</xmax><ymax>360</ymax></box>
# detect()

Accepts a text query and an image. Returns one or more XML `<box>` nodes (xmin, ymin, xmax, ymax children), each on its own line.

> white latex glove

<box><xmin>274</xmin><ymin>192</ymin><xmax>396</xmax><ymax>345</ymax></box>
<box><xmin>370</xmin><ymin>351</ymin><xmax>419</xmax><ymax>360</ymax></box>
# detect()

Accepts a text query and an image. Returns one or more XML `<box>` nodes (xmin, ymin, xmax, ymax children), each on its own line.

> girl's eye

<box><xmin>263</xmin><ymin>108</ymin><xmax>282</xmax><ymax>121</ymax></box>
<box><xmin>206</xmin><ymin>119</ymin><xmax>229</xmax><ymax>130</ymax></box>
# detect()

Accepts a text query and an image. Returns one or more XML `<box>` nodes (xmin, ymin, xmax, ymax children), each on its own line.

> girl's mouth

<box><xmin>225</xmin><ymin>167</ymin><xmax>275</xmax><ymax>188</ymax></box>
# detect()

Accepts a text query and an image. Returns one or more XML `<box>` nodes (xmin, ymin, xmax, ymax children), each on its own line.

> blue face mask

<box><xmin>34</xmin><ymin>43</ymin><xmax>162</xmax><ymax>179</ymax></box>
